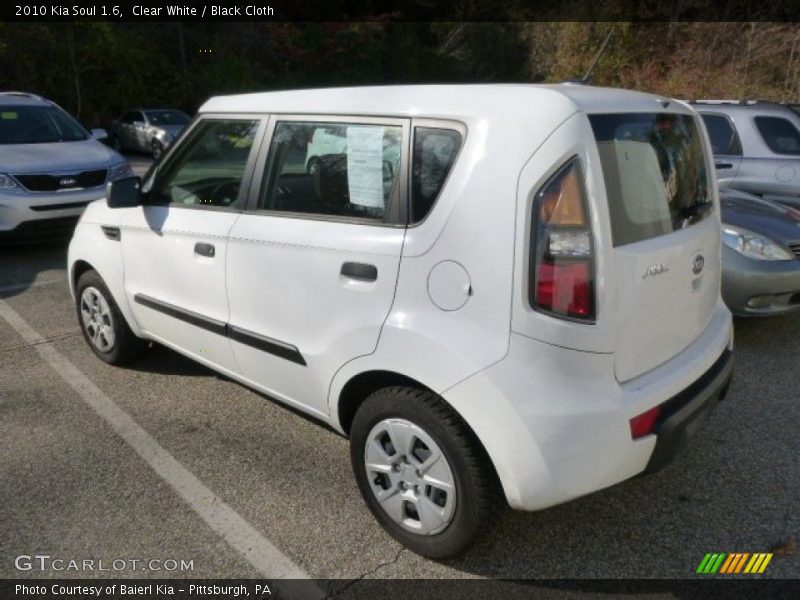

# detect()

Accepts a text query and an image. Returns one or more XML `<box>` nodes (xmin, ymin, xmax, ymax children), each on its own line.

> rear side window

<box><xmin>589</xmin><ymin>113</ymin><xmax>711</xmax><ymax>247</ymax></box>
<box><xmin>410</xmin><ymin>127</ymin><xmax>462</xmax><ymax>223</ymax></box>
<box><xmin>700</xmin><ymin>113</ymin><xmax>742</xmax><ymax>156</ymax></box>
<box><xmin>754</xmin><ymin>116</ymin><xmax>800</xmax><ymax>155</ymax></box>
<box><xmin>260</xmin><ymin>121</ymin><xmax>403</xmax><ymax>222</ymax></box>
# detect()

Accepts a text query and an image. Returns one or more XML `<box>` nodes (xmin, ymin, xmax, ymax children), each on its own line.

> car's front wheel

<box><xmin>76</xmin><ymin>270</ymin><xmax>148</xmax><ymax>364</ymax></box>
<box><xmin>110</xmin><ymin>134</ymin><xmax>123</xmax><ymax>152</ymax></box>
<box><xmin>350</xmin><ymin>386</ymin><xmax>504</xmax><ymax>559</ymax></box>
<box><xmin>151</xmin><ymin>139</ymin><xmax>164</xmax><ymax>160</ymax></box>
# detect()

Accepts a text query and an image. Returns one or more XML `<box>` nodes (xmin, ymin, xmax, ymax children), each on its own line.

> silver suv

<box><xmin>692</xmin><ymin>100</ymin><xmax>800</xmax><ymax>208</ymax></box>
<box><xmin>0</xmin><ymin>92</ymin><xmax>132</xmax><ymax>242</ymax></box>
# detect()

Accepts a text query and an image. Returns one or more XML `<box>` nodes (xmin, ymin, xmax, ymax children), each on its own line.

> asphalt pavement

<box><xmin>1</xmin><ymin>174</ymin><xmax>798</xmax><ymax>590</ymax></box>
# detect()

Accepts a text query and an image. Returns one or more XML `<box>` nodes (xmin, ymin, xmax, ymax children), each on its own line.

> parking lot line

<box><xmin>0</xmin><ymin>299</ymin><xmax>325</xmax><ymax>598</ymax></box>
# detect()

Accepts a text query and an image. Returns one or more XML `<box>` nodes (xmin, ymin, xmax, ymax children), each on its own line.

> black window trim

<box><xmin>700</xmin><ymin>111</ymin><xmax>743</xmax><ymax>157</ymax></box>
<box><xmin>141</xmin><ymin>113</ymin><xmax>267</xmax><ymax>213</ymax></box>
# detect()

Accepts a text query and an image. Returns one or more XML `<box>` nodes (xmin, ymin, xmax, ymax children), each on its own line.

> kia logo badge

<box><xmin>692</xmin><ymin>254</ymin><xmax>705</xmax><ymax>275</ymax></box>
<box><xmin>59</xmin><ymin>177</ymin><xmax>78</xmax><ymax>187</ymax></box>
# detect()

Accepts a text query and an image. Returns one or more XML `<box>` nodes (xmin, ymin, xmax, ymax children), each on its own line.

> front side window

<box><xmin>411</xmin><ymin>127</ymin><xmax>462</xmax><ymax>223</ymax></box>
<box><xmin>148</xmin><ymin>119</ymin><xmax>258</xmax><ymax>208</ymax></box>
<box><xmin>0</xmin><ymin>105</ymin><xmax>88</xmax><ymax>144</ymax></box>
<box><xmin>590</xmin><ymin>113</ymin><xmax>711</xmax><ymax>247</ymax></box>
<box><xmin>700</xmin><ymin>113</ymin><xmax>742</xmax><ymax>156</ymax></box>
<box><xmin>259</xmin><ymin>121</ymin><xmax>402</xmax><ymax>222</ymax></box>
<box><xmin>754</xmin><ymin>116</ymin><xmax>800</xmax><ymax>155</ymax></box>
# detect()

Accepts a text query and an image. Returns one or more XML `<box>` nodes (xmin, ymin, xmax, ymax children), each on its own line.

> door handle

<box><xmin>715</xmin><ymin>162</ymin><xmax>734</xmax><ymax>170</ymax></box>
<box><xmin>194</xmin><ymin>242</ymin><xmax>215</xmax><ymax>258</ymax></box>
<box><xmin>341</xmin><ymin>262</ymin><xmax>377</xmax><ymax>282</ymax></box>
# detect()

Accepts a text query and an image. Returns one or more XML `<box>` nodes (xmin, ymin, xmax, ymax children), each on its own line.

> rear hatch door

<box><xmin>589</xmin><ymin>111</ymin><xmax>721</xmax><ymax>382</ymax></box>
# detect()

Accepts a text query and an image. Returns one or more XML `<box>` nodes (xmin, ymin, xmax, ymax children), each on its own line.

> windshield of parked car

<box><xmin>145</xmin><ymin>110</ymin><xmax>190</xmax><ymax>126</ymax></box>
<box><xmin>0</xmin><ymin>105</ymin><xmax>88</xmax><ymax>144</ymax></box>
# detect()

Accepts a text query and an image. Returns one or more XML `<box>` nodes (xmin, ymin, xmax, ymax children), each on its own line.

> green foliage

<box><xmin>1</xmin><ymin>22</ymin><xmax>798</xmax><ymax>128</ymax></box>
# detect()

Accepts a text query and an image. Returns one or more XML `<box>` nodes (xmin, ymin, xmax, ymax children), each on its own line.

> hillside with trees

<box><xmin>1</xmin><ymin>21</ymin><xmax>798</xmax><ymax>127</ymax></box>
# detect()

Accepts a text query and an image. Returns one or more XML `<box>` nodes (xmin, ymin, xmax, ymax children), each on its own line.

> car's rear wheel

<box><xmin>76</xmin><ymin>270</ymin><xmax>148</xmax><ymax>364</ymax></box>
<box><xmin>350</xmin><ymin>386</ymin><xmax>504</xmax><ymax>559</ymax></box>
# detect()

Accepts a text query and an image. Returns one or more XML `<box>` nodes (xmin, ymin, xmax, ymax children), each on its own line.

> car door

<box><xmin>119</xmin><ymin>115</ymin><xmax>265</xmax><ymax>372</ymax></box>
<box><xmin>699</xmin><ymin>112</ymin><xmax>742</xmax><ymax>187</ymax></box>
<box><xmin>225</xmin><ymin>116</ymin><xmax>409</xmax><ymax>417</ymax></box>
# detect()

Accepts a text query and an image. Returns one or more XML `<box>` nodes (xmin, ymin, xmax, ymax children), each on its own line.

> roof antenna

<box><xmin>581</xmin><ymin>27</ymin><xmax>616</xmax><ymax>85</ymax></box>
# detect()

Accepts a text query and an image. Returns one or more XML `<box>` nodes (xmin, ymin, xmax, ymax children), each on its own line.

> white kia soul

<box><xmin>68</xmin><ymin>85</ymin><xmax>734</xmax><ymax>558</ymax></box>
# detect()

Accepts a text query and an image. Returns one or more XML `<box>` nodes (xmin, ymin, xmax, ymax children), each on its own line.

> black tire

<box><xmin>350</xmin><ymin>386</ymin><xmax>504</xmax><ymax>559</ymax></box>
<box><xmin>75</xmin><ymin>270</ymin><xmax>148</xmax><ymax>365</ymax></box>
<box><xmin>151</xmin><ymin>139</ymin><xmax>164</xmax><ymax>160</ymax></box>
<box><xmin>111</xmin><ymin>134</ymin><xmax>123</xmax><ymax>152</ymax></box>
<box><xmin>306</xmin><ymin>157</ymin><xmax>319</xmax><ymax>175</ymax></box>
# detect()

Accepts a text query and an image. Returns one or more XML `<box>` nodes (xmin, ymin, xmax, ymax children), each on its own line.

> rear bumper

<box><xmin>643</xmin><ymin>349</ymin><xmax>733</xmax><ymax>473</ymax></box>
<box><xmin>443</xmin><ymin>302</ymin><xmax>733</xmax><ymax>511</ymax></box>
<box><xmin>721</xmin><ymin>246</ymin><xmax>800</xmax><ymax>316</ymax></box>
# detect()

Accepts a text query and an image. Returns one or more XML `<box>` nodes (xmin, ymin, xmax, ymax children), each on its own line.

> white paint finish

<box><xmin>0</xmin><ymin>300</ymin><xmax>321</xmax><ymax>596</ymax></box>
<box><xmin>612</xmin><ymin>218</ymin><xmax>721</xmax><ymax>381</ymax></box>
<box><xmin>226</xmin><ymin>213</ymin><xmax>405</xmax><ymax>415</ymax></box>
<box><xmin>119</xmin><ymin>205</ymin><xmax>240</xmax><ymax>372</ymax></box>
<box><xmin>67</xmin><ymin>84</ymin><xmax>734</xmax><ymax>527</ymax></box>
<box><xmin>427</xmin><ymin>261</ymin><xmax>471</xmax><ymax>311</ymax></box>
<box><xmin>443</xmin><ymin>303</ymin><xmax>731</xmax><ymax>511</ymax></box>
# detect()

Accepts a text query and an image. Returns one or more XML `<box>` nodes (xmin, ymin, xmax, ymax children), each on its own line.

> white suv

<box><xmin>68</xmin><ymin>85</ymin><xmax>734</xmax><ymax>558</ymax></box>
<box><xmin>0</xmin><ymin>92</ymin><xmax>132</xmax><ymax>242</ymax></box>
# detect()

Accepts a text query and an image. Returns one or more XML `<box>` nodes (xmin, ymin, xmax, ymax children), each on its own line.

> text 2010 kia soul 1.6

<box><xmin>68</xmin><ymin>85</ymin><xmax>734</xmax><ymax>558</ymax></box>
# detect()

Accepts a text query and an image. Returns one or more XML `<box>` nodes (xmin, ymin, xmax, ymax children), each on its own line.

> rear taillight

<box><xmin>529</xmin><ymin>158</ymin><xmax>596</xmax><ymax>321</ymax></box>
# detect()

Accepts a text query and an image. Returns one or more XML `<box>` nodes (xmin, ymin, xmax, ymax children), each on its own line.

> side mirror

<box><xmin>91</xmin><ymin>128</ymin><xmax>108</xmax><ymax>141</ymax></box>
<box><xmin>107</xmin><ymin>176</ymin><xmax>142</xmax><ymax>209</ymax></box>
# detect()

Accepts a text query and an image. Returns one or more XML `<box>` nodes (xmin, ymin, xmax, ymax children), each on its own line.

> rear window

<box><xmin>589</xmin><ymin>113</ymin><xmax>711</xmax><ymax>247</ymax></box>
<box><xmin>754</xmin><ymin>116</ymin><xmax>800</xmax><ymax>155</ymax></box>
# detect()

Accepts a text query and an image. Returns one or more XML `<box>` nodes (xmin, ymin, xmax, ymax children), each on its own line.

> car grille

<box><xmin>14</xmin><ymin>169</ymin><xmax>107</xmax><ymax>192</ymax></box>
<box><xmin>789</xmin><ymin>241</ymin><xmax>800</xmax><ymax>260</ymax></box>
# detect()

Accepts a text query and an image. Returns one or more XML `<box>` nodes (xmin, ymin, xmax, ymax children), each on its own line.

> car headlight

<box><xmin>0</xmin><ymin>173</ymin><xmax>19</xmax><ymax>190</ymax></box>
<box><xmin>721</xmin><ymin>225</ymin><xmax>793</xmax><ymax>261</ymax></box>
<box><xmin>108</xmin><ymin>161</ymin><xmax>134</xmax><ymax>182</ymax></box>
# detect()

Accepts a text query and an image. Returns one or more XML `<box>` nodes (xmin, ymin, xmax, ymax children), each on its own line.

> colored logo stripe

<box><xmin>697</xmin><ymin>552</ymin><xmax>773</xmax><ymax>574</ymax></box>
<box><xmin>697</xmin><ymin>553</ymin><xmax>726</xmax><ymax>573</ymax></box>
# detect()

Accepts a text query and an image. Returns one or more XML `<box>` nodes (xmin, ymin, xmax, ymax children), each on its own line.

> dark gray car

<box><xmin>109</xmin><ymin>108</ymin><xmax>190</xmax><ymax>159</ymax></box>
<box><xmin>720</xmin><ymin>188</ymin><xmax>800</xmax><ymax>315</ymax></box>
<box><xmin>693</xmin><ymin>101</ymin><xmax>800</xmax><ymax>208</ymax></box>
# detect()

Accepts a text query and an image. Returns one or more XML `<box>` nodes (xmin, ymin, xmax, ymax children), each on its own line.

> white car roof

<box><xmin>198</xmin><ymin>84</ymin><xmax>692</xmax><ymax>120</ymax></box>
